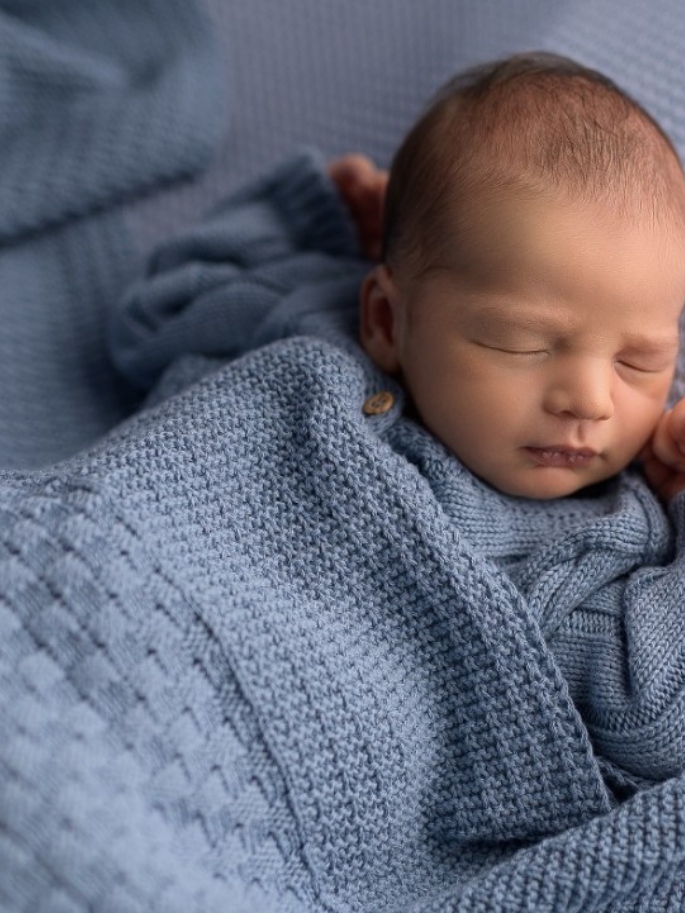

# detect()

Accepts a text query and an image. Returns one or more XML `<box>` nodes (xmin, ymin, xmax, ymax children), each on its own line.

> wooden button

<box><xmin>362</xmin><ymin>391</ymin><xmax>395</xmax><ymax>416</ymax></box>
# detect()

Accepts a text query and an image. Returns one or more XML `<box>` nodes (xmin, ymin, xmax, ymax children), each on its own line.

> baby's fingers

<box><xmin>652</xmin><ymin>400</ymin><xmax>685</xmax><ymax>471</ymax></box>
<box><xmin>328</xmin><ymin>154</ymin><xmax>388</xmax><ymax>260</ymax></box>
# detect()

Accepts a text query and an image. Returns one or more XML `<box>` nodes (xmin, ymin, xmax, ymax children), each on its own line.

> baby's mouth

<box><xmin>524</xmin><ymin>446</ymin><xmax>598</xmax><ymax>468</ymax></box>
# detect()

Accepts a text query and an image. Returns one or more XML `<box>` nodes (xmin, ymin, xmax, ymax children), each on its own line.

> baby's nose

<box><xmin>543</xmin><ymin>361</ymin><xmax>614</xmax><ymax>421</ymax></box>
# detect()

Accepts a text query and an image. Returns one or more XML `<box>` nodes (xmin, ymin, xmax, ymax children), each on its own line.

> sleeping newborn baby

<box><xmin>334</xmin><ymin>51</ymin><xmax>685</xmax><ymax>503</ymax></box>
<box><xmin>113</xmin><ymin>52</ymin><xmax>685</xmax><ymax>788</ymax></box>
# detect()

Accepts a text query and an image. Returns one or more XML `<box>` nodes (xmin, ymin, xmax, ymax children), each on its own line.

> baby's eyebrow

<box><xmin>468</xmin><ymin>299</ymin><xmax>682</xmax><ymax>349</ymax></box>
<box><xmin>620</xmin><ymin>335</ymin><xmax>681</xmax><ymax>354</ymax></box>
<box><xmin>473</xmin><ymin>306</ymin><xmax>571</xmax><ymax>333</ymax></box>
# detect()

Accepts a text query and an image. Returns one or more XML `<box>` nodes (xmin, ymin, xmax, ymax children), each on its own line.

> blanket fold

<box><xmin>4</xmin><ymin>330</ymin><xmax>685</xmax><ymax>911</ymax></box>
<box><xmin>0</xmin><ymin>0</ymin><xmax>227</xmax><ymax>469</ymax></box>
<box><xmin>6</xmin><ymin>42</ymin><xmax>685</xmax><ymax>907</ymax></box>
<box><xmin>0</xmin><ymin>0</ymin><xmax>226</xmax><ymax>241</ymax></box>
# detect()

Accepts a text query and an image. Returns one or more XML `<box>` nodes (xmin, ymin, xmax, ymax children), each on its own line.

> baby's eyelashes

<box><xmin>615</xmin><ymin>359</ymin><xmax>671</xmax><ymax>375</ymax></box>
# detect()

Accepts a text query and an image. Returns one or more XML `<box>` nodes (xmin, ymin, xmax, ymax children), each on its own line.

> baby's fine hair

<box><xmin>383</xmin><ymin>51</ymin><xmax>685</xmax><ymax>275</ymax></box>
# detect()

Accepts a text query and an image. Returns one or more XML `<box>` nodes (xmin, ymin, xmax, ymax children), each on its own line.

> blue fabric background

<box><xmin>4</xmin><ymin>0</ymin><xmax>685</xmax><ymax>467</ymax></box>
<box><xmin>4</xmin><ymin>3</ymin><xmax>685</xmax><ymax>910</ymax></box>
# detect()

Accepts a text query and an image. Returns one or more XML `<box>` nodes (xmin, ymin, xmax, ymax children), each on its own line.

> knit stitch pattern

<box><xmin>4</xmin><ymin>328</ymin><xmax>685</xmax><ymax>911</ymax></box>
<box><xmin>8</xmin><ymin>2</ymin><xmax>685</xmax><ymax>906</ymax></box>
<box><xmin>6</xmin><ymin>150</ymin><xmax>685</xmax><ymax>908</ymax></box>
<box><xmin>0</xmin><ymin>0</ymin><xmax>226</xmax><ymax>469</ymax></box>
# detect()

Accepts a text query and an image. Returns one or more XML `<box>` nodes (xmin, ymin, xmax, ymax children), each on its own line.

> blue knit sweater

<box><xmin>5</xmin><ymin>153</ymin><xmax>685</xmax><ymax>911</ymax></box>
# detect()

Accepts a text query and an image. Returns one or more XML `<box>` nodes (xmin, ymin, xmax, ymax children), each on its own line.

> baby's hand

<box><xmin>641</xmin><ymin>398</ymin><xmax>685</xmax><ymax>501</ymax></box>
<box><xmin>328</xmin><ymin>154</ymin><xmax>388</xmax><ymax>260</ymax></box>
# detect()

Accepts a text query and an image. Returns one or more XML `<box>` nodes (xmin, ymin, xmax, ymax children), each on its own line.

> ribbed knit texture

<box><xmin>6</xmin><ymin>152</ymin><xmax>685</xmax><ymax>910</ymax></box>
<box><xmin>5</xmin><ymin>328</ymin><xmax>685</xmax><ymax>911</ymax></box>
<box><xmin>112</xmin><ymin>151</ymin><xmax>363</xmax><ymax>390</ymax></box>
<box><xmin>0</xmin><ymin>0</ymin><xmax>226</xmax><ymax>469</ymax></box>
<box><xmin>8</xmin><ymin>2</ymin><xmax>685</xmax><ymax>908</ymax></box>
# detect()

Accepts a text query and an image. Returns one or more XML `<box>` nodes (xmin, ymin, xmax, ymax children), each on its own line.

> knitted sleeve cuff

<box><xmin>256</xmin><ymin>149</ymin><xmax>363</xmax><ymax>259</ymax></box>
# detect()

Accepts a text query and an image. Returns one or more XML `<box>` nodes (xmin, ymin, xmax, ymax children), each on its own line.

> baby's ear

<box><xmin>359</xmin><ymin>264</ymin><xmax>402</xmax><ymax>373</ymax></box>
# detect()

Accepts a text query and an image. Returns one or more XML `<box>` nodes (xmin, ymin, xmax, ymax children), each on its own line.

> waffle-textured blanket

<box><xmin>4</xmin><ymin>153</ymin><xmax>685</xmax><ymax>912</ymax></box>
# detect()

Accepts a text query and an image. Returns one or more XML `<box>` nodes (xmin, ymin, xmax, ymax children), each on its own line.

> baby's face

<box><xmin>363</xmin><ymin>190</ymin><xmax>685</xmax><ymax>498</ymax></box>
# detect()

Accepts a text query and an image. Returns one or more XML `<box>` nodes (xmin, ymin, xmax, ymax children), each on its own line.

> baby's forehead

<box><xmin>435</xmin><ymin>151</ymin><xmax>685</xmax><ymax>286</ymax></box>
<box><xmin>414</xmin><ymin>185</ymin><xmax>685</xmax><ymax>329</ymax></box>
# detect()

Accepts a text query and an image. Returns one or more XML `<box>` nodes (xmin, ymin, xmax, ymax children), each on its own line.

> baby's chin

<box><xmin>479</xmin><ymin>464</ymin><xmax>620</xmax><ymax>500</ymax></box>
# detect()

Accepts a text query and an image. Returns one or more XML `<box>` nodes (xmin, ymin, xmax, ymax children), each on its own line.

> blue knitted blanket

<box><xmin>4</xmin><ymin>150</ymin><xmax>685</xmax><ymax>911</ymax></box>
<box><xmin>4</xmin><ymin>331</ymin><xmax>685</xmax><ymax>912</ymax></box>
<box><xmin>0</xmin><ymin>0</ymin><xmax>226</xmax><ymax>469</ymax></box>
<box><xmin>6</xmin><ymin>3</ymin><xmax>685</xmax><ymax>906</ymax></box>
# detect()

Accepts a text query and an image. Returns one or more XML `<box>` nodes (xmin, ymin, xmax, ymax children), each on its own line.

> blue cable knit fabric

<box><xmin>0</xmin><ymin>0</ymin><xmax>226</xmax><ymax>469</ymax></box>
<box><xmin>4</xmin><ymin>152</ymin><xmax>685</xmax><ymax>910</ymax></box>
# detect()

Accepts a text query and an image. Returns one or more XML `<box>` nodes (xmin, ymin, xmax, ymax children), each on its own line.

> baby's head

<box><xmin>361</xmin><ymin>51</ymin><xmax>685</xmax><ymax>498</ymax></box>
